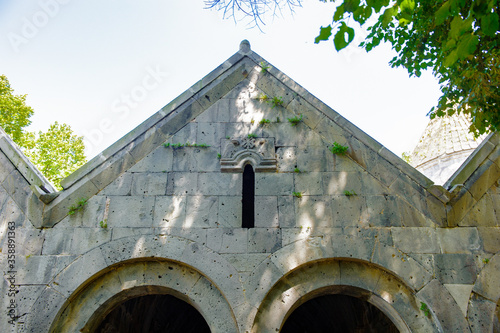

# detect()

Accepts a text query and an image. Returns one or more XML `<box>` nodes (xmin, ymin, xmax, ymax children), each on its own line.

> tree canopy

<box><xmin>0</xmin><ymin>75</ymin><xmax>86</xmax><ymax>190</ymax></box>
<box><xmin>208</xmin><ymin>0</ymin><xmax>499</xmax><ymax>136</ymax></box>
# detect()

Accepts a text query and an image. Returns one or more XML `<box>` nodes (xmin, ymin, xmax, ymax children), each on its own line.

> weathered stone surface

<box><xmin>392</xmin><ymin>227</ymin><xmax>440</xmax><ymax>254</ymax></box>
<box><xmin>108</xmin><ymin>196</ymin><xmax>155</xmax><ymax>228</ymax></box>
<box><xmin>437</xmin><ymin>227</ymin><xmax>481</xmax><ymax>253</ymax></box>
<box><xmin>255</xmin><ymin>173</ymin><xmax>293</xmax><ymax>196</ymax></box>
<box><xmin>255</xmin><ymin>196</ymin><xmax>278</xmax><ymax>228</ymax></box>
<box><xmin>166</xmin><ymin>172</ymin><xmax>198</xmax><ymax>195</ymax></box>
<box><xmin>248</xmin><ymin>228</ymin><xmax>281</xmax><ymax>253</ymax></box>
<box><xmin>467</xmin><ymin>292</ymin><xmax>497</xmax><ymax>333</ymax></box>
<box><xmin>435</xmin><ymin>254</ymin><xmax>478</xmax><ymax>284</ymax></box>
<box><xmin>417</xmin><ymin>279</ymin><xmax>471</xmax><ymax>332</ymax></box>
<box><xmin>477</xmin><ymin>227</ymin><xmax>500</xmax><ymax>253</ymax></box>
<box><xmin>218</xmin><ymin>195</ymin><xmax>242</xmax><ymax>228</ymax></box>
<box><xmin>207</xmin><ymin>228</ymin><xmax>247</xmax><ymax>253</ymax></box>
<box><xmin>443</xmin><ymin>284</ymin><xmax>474</xmax><ymax>317</ymax></box>
<box><xmin>153</xmin><ymin>195</ymin><xmax>187</xmax><ymax>228</ymax></box>
<box><xmin>131</xmin><ymin>173</ymin><xmax>168</xmax><ymax>195</ymax></box>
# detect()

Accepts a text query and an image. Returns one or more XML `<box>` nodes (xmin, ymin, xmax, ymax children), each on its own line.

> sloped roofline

<box><xmin>3</xmin><ymin>40</ymin><xmax>483</xmax><ymax>227</ymax></box>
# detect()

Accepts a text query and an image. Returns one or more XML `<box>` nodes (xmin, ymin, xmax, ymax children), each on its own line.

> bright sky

<box><xmin>1</xmin><ymin>0</ymin><xmax>441</xmax><ymax>160</ymax></box>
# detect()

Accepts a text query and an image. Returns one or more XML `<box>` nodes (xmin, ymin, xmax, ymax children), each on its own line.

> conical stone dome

<box><xmin>410</xmin><ymin>113</ymin><xmax>486</xmax><ymax>185</ymax></box>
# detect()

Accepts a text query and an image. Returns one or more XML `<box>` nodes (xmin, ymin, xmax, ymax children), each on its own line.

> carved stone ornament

<box><xmin>220</xmin><ymin>137</ymin><xmax>277</xmax><ymax>172</ymax></box>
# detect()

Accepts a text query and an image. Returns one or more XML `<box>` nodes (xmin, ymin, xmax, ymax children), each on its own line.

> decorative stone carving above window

<box><xmin>220</xmin><ymin>137</ymin><xmax>277</xmax><ymax>172</ymax></box>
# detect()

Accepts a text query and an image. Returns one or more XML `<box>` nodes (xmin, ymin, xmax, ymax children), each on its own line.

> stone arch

<box><xmin>468</xmin><ymin>251</ymin><xmax>500</xmax><ymax>332</ymax></box>
<box><xmin>251</xmin><ymin>259</ymin><xmax>436</xmax><ymax>332</ymax></box>
<box><xmin>24</xmin><ymin>235</ymin><xmax>243</xmax><ymax>333</ymax></box>
<box><xmin>245</xmin><ymin>237</ymin><xmax>469</xmax><ymax>332</ymax></box>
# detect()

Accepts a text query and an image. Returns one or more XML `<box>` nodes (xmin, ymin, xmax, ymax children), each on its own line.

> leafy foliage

<box><xmin>329</xmin><ymin>142</ymin><xmax>349</xmax><ymax>155</ymax></box>
<box><xmin>344</xmin><ymin>189</ymin><xmax>357</xmax><ymax>196</ymax></box>
<box><xmin>0</xmin><ymin>75</ymin><xmax>34</xmax><ymax>145</ymax></box>
<box><xmin>292</xmin><ymin>191</ymin><xmax>302</xmax><ymax>198</ymax></box>
<box><xmin>68</xmin><ymin>198</ymin><xmax>88</xmax><ymax>215</ymax></box>
<box><xmin>210</xmin><ymin>0</ymin><xmax>500</xmax><ymax>136</ymax></box>
<box><xmin>314</xmin><ymin>0</ymin><xmax>500</xmax><ymax>136</ymax></box>
<box><xmin>23</xmin><ymin>122</ymin><xmax>87</xmax><ymax>189</ymax></box>
<box><xmin>0</xmin><ymin>75</ymin><xmax>87</xmax><ymax>190</ymax></box>
<box><xmin>288</xmin><ymin>114</ymin><xmax>303</xmax><ymax>126</ymax></box>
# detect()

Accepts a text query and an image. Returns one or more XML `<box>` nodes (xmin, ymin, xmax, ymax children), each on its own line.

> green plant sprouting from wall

<box><xmin>99</xmin><ymin>220</ymin><xmax>108</xmax><ymax>228</ymax></box>
<box><xmin>288</xmin><ymin>114</ymin><xmax>303</xmax><ymax>126</ymax></box>
<box><xmin>344</xmin><ymin>190</ymin><xmax>357</xmax><ymax>197</ymax></box>
<box><xmin>259</xmin><ymin>118</ymin><xmax>271</xmax><ymax>125</ymax></box>
<box><xmin>248</xmin><ymin>133</ymin><xmax>257</xmax><ymax>138</ymax></box>
<box><xmin>270</xmin><ymin>96</ymin><xmax>284</xmax><ymax>108</ymax></box>
<box><xmin>260</xmin><ymin>61</ymin><xmax>271</xmax><ymax>73</ymax></box>
<box><xmin>420</xmin><ymin>302</ymin><xmax>430</xmax><ymax>317</ymax></box>
<box><xmin>329</xmin><ymin>142</ymin><xmax>349</xmax><ymax>155</ymax></box>
<box><xmin>164</xmin><ymin>142</ymin><xmax>210</xmax><ymax>148</ymax></box>
<box><xmin>68</xmin><ymin>198</ymin><xmax>87</xmax><ymax>215</ymax></box>
<box><xmin>292</xmin><ymin>191</ymin><xmax>302</xmax><ymax>198</ymax></box>
<box><xmin>294</xmin><ymin>167</ymin><xmax>301</xmax><ymax>173</ymax></box>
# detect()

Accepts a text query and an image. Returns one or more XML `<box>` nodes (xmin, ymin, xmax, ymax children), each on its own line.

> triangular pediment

<box><xmin>2</xmin><ymin>40</ymin><xmax>498</xmax><ymax>229</ymax></box>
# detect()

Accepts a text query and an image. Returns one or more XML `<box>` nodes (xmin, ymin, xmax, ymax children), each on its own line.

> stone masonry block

<box><xmin>167</xmin><ymin>122</ymin><xmax>198</xmax><ymax>145</ymax></box>
<box><xmin>466</xmin><ymin>159</ymin><xmax>500</xmax><ymax>201</ymax></box>
<box><xmin>392</xmin><ymin>227</ymin><xmax>440</xmax><ymax>253</ymax></box>
<box><xmin>437</xmin><ymin>227</ymin><xmax>481</xmax><ymax>253</ymax></box>
<box><xmin>255</xmin><ymin>196</ymin><xmax>278</xmax><ymax>228</ymax></box>
<box><xmin>276</xmin><ymin>147</ymin><xmax>297</xmax><ymax>172</ymax></box>
<box><xmin>107</xmin><ymin>196</ymin><xmax>155</xmax><ymax>228</ymax></box>
<box><xmin>261</xmin><ymin>122</ymin><xmax>324</xmax><ymax>148</ymax></box>
<box><xmin>248</xmin><ymin>228</ymin><xmax>281</xmax><ymax>253</ymax></box>
<box><xmin>16</xmin><ymin>255</ymin><xmax>74</xmax><ymax>285</ymax></box>
<box><xmin>294</xmin><ymin>172</ymin><xmax>324</xmax><ymax>196</ymax></box>
<box><xmin>330</xmin><ymin>196</ymin><xmax>367</xmax><ymax>228</ymax></box>
<box><xmin>153</xmin><ymin>195</ymin><xmax>187</xmax><ymax>228</ymax></box>
<box><xmin>207</xmin><ymin>228</ymin><xmax>248</xmax><ymax>253</ymax></box>
<box><xmin>256</xmin><ymin>173</ymin><xmax>293</xmax><ymax>196</ymax></box>
<box><xmin>1</xmin><ymin>227</ymin><xmax>43</xmax><ymax>257</ymax></box>
<box><xmin>131</xmin><ymin>173</ymin><xmax>167</xmax><ymax>196</ymax></box>
<box><xmin>0</xmin><ymin>152</ymin><xmax>14</xmax><ymax>183</ymax></box>
<box><xmin>128</xmin><ymin>145</ymin><xmax>173</xmax><ymax>173</ymax></box>
<box><xmin>296</xmin><ymin>196</ymin><xmax>333</xmax><ymax>228</ymax></box>
<box><xmin>100</xmin><ymin>173</ymin><xmax>132</xmax><ymax>196</ymax></box>
<box><xmin>435</xmin><ymin>254</ymin><xmax>478</xmax><ymax>284</ymax></box>
<box><xmin>196</xmin><ymin>122</ymin><xmax>226</xmax><ymax>148</ymax></box>
<box><xmin>286</xmin><ymin>96</ymin><xmax>324</xmax><ymax>130</ymax></box>
<box><xmin>278</xmin><ymin>195</ymin><xmax>295</xmax><ymax>228</ymax></box>
<box><xmin>24</xmin><ymin>287</ymin><xmax>67</xmax><ymax>333</ymax></box>
<box><xmin>416</xmin><ymin>279</ymin><xmax>470</xmax><ymax>332</ymax></box>
<box><xmin>221</xmin><ymin>253</ymin><xmax>268</xmax><ymax>272</ymax></box>
<box><xmin>371</xmin><ymin>242</ymin><xmax>432</xmax><ymax>290</ymax></box>
<box><xmin>467</xmin><ymin>292</ymin><xmax>497</xmax><ymax>333</ymax></box>
<box><xmin>172</xmin><ymin>147</ymin><xmax>219</xmax><ymax>172</ymax></box>
<box><xmin>477</xmin><ymin>227</ymin><xmax>500</xmax><ymax>253</ymax></box>
<box><xmin>184</xmin><ymin>195</ymin><xmax>218</xmax><ymax>228</ymax></box>
<box><xmin>365</xmin><ymin>195</ymin><xmax>402</xmax><ymax>227</ymax></box>
<box><xmin>198</xmin><ymin>172</ymin><xmax>241</xmax><ymax>196</ymax></box>
<box><xmin>155</xmin><ymin>227</ymin><xmax>207</xmax><ymax>245</ymax></box>
<box><xmin>296</xmin><ymin>146</ymin><xmax>334</xmax><ymax>172</ymax></box>
<box><xmin>218</xmin><ymin>195</ymin><xmax>242</xmax><ymax>228</ymax></box>
<box><xmin>460</xmin><ymin>192</ymin><xmax>499</xmax><ymax>227</ymax></box>
<box><xmin>166</xmin><ymin>172</ymin><xmax>198</xmax><ymax>195</ymax></box>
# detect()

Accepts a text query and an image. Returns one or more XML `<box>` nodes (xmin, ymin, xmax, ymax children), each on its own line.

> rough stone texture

<box><xmin>1</xmin><ymin>42</ymin><xmax>499</xmax><ymax>332</ymax></box>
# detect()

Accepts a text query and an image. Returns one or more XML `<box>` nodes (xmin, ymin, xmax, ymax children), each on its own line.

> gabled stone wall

<box><xmin>0</xmin><ymin>41</ymin><xmax>499</xmax><ymax>332</ymax></box>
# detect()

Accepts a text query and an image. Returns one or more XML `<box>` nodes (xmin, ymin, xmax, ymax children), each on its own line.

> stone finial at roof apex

<box><xmin>239</xmin><ymin>40</ymin><xmax>251</xmax><ymax>54</ymax></box>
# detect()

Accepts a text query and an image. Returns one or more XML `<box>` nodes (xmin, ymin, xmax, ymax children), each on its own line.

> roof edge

<box><xmin>0</xmin><ymin>127</ymin><xmax>56</xmax><ymax>194</ymax></box>
<box><xmin>61</xmin><ymin>48</ymin><xmax>249</xmax><ymax>190</ymax></box>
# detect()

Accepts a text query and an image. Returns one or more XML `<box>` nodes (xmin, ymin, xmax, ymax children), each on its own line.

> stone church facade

<box><xmin>1</xmin><ymin>41</ymin><xmax>499</xmax><ymax>332</ymax></box>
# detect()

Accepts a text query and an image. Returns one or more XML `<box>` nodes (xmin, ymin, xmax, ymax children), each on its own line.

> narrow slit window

<box><xmin>242</xmin><ymin>164</ymin><xmax>255</xmax><ymax>228</ymax></box>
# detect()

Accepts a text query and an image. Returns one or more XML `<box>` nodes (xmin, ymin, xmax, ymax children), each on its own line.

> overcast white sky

<box><xmin>1</xmin><ymin>0</ymin><xmax>441</xmax><ymax>159</ymax></box>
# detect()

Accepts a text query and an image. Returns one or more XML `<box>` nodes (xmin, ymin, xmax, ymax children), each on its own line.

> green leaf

<box><xmin>314</xmin><ymin>25</ymin><xmax>332</xmax><ymax>44</ymax></box>
<box><xmin>381</xmin><ymin>7</ymin><xmax>395</xmax><ymax>27</ymax></box>
<box><xmin>444</xmin><ymin>49</ymin><xmax>459</xmax><ymax>67</ymax></box>
<box><xmin>333</xmin><ymin>4</ymin><xmax>345</xmax><ymax>21</ymax></box>
<box><xmin>481</xmin><ymin>12</ymin><xmax>499</xmax><ymax>37</ymax></box>
<box><xmin>435</xmin><ymin>1</ymin><xmax>450</xmax><ymax>25</ymax></box>
<box><xmin>456</xmin><ymin>33</ymin><xmax>479</xmax><ymax>59</ymax></box>
<box><xmin>344</xmin><ymin>0</ymin><xmax>360</xmax><ymax>13</ymax></box>
<box><xmin>334</xmin><ymin>22</ymin><xmax>355</xmax><ymax>51</ymax></box>
<box><xmin>367</xmin><ymin>0</ymin><xmax>389</xmax><ymax>13</ymax></box>
<box><xmin>449</xmin><ymin>16</ymin><xmax>473</xmax><ymax>39</ymax></box>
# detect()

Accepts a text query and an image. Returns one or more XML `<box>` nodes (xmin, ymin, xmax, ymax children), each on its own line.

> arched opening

<box><xmin>242</xmin><ymin>163</ymin><xmax>255</xmax><ymax>228</ymax></box>
<box><xmin>281</xmin><ymin>294</ymin><xmax>399</xmax><ymax>333</ymax></box>
<box><xmin>95</xmin><ymin>294</ymin><xmax>210</xmax><ymax>333</ymax></box>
